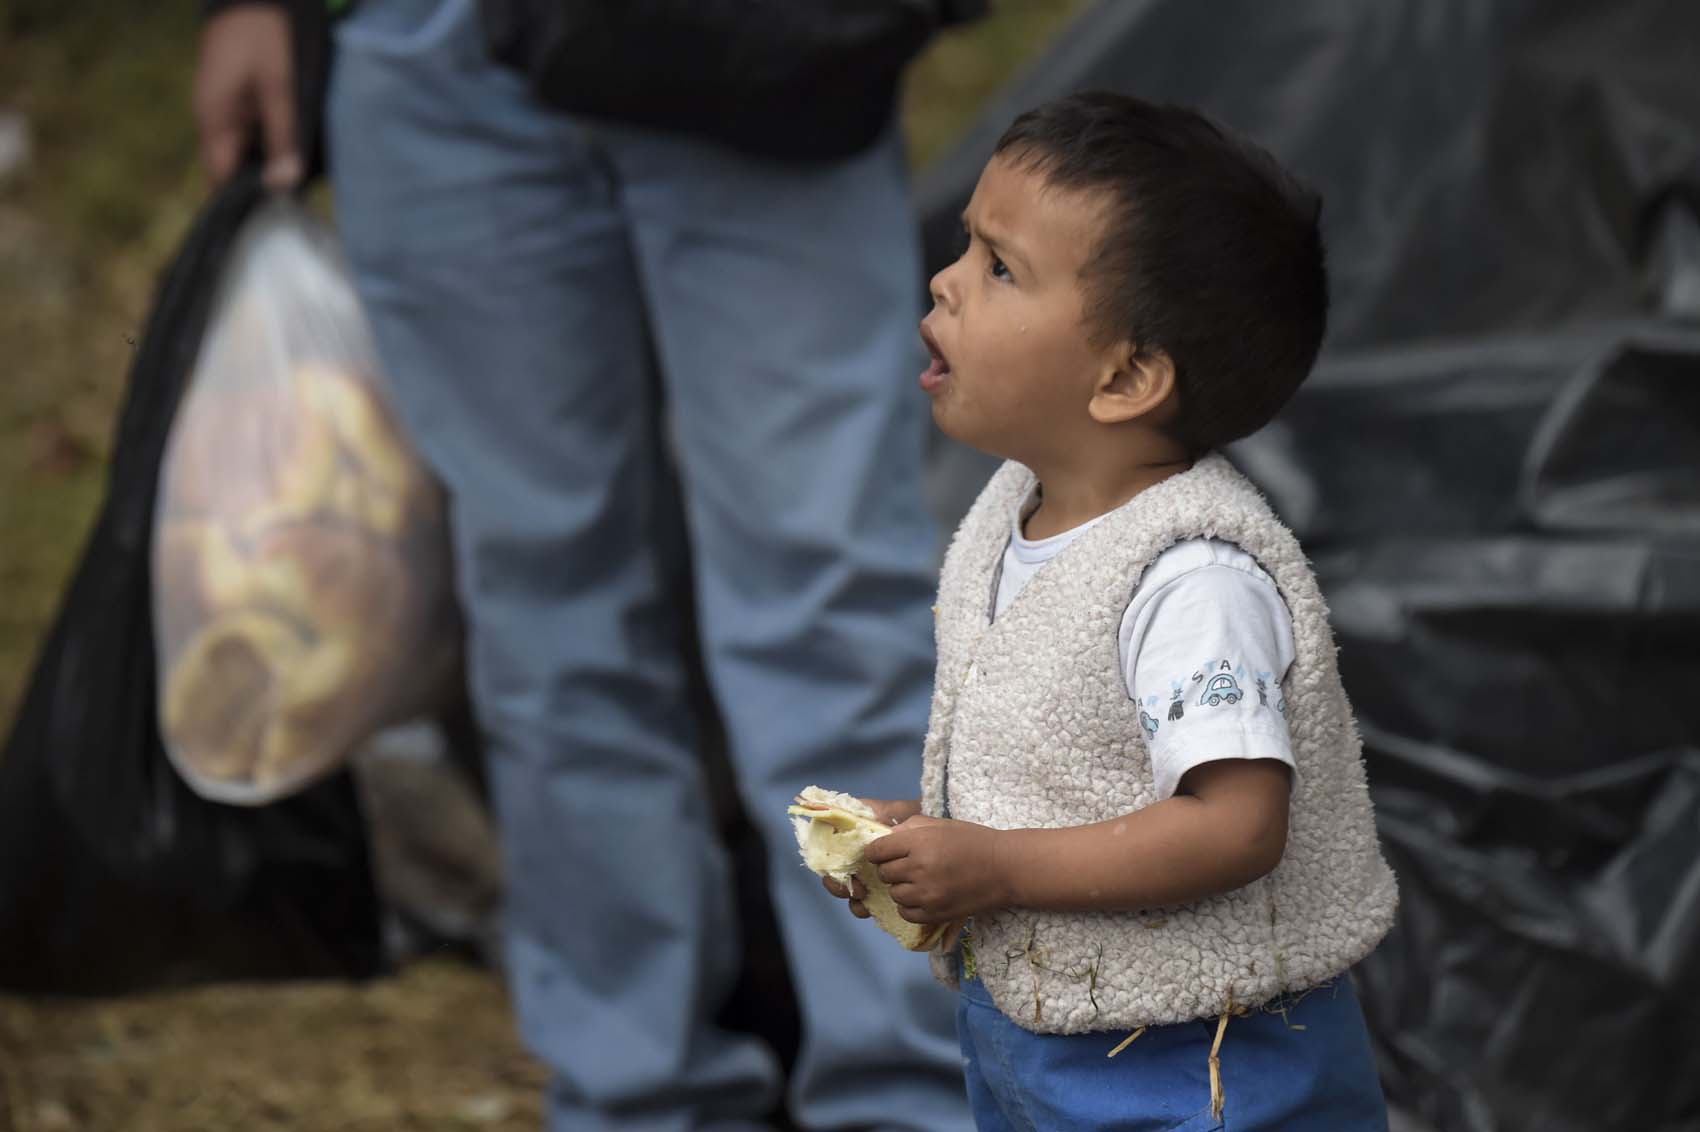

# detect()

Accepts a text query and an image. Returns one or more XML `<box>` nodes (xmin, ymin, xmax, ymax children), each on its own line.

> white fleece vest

<box><xmin>921</xmin><ymin>454</ymin><xmax>1397</xmax><ymax>1034</ymax></box>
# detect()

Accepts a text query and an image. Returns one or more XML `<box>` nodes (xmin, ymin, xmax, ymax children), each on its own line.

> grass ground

<box><xmin>0</xmin><ymin>3</ymin><xmax>1086</xmax><ymax>1129</ymax></box>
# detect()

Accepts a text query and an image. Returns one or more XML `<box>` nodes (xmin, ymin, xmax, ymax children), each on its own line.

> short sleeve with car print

<box><xmin>1117</xmin><ymin>539</ymin><xmax>1297</xmax><ymax>800</ymax></box>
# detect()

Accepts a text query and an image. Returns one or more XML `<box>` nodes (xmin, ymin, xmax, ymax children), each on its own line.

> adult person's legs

<box><xmin>604</xmin><ymin>126</ymin><xmax>972</xmax><ymax>1130</ymax></box>
<box><xmin>329</xmin><ymin>1</ymin><xmax>780</xmax><ymax>1127</ymax></box>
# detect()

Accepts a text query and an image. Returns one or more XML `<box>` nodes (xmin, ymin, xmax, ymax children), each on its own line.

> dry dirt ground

<box><xmin>0</xmin><ymin>960</ymin><xmax>548</xmax><ymax>1132</ymax></box>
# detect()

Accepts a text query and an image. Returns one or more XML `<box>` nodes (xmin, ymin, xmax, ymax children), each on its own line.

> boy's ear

<box><xmin>1088</xmin><ymin>343</ymin><xmax>1177</xmax><ymax>426</ymax></box>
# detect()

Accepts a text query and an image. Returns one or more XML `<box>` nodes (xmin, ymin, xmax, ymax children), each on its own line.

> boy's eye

<box><xmin>988</xmin><ymin>255</ymin><xmax>1012</xmax><ymax>282</ymax></box>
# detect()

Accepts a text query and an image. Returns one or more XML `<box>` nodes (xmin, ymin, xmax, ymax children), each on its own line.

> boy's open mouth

<box><xmin>919</xmin><ymin>324</ymin><xmax>952</xmax><ymax>393</ymax></box>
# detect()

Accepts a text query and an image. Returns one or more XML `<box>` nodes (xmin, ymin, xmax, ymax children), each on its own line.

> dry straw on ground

<box><xmin>0</xmin><ymin>960</ymin><xmax>547</xmax><ymax>1132</ymax></box>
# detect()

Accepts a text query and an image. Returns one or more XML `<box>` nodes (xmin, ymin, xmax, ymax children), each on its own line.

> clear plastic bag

<box><xmin>153</xmin><ymin>200</ymin><xmax>455</xmax><ymax>804</ymax></box>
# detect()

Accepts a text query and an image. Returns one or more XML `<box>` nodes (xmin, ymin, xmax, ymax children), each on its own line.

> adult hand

<box><xmin>194</xmin><ymin>4</ymin><xmax>301</xmax><ymax>190</ymax></box>
<box><xmin>864</xmin><ymin>815</ymin><xmax>1011</xmax><ymax>924</ymax></box>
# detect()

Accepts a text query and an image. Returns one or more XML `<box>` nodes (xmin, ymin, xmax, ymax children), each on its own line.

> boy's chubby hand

<box><xmin>818</xmin><ymin>797</ymin><xmax>920</xmax><ymax>917</ymax></box>
<box><xmin>865</xmin><ymin>815</ymin><xmax>1011</xmax><ymax>924</ymax></box>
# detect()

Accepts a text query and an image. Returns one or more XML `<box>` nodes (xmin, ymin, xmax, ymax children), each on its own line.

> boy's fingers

<box><xmin>893</xmin><ymin>897</ymin><xmax>950</xmax><ymax>926</ymax></box>
<box><xmin>863</xmin><ymin>833</ymin><xmax>906</xmax><ymax>865</ymax></box>
<box><xmin>848</xmin><ymin>899</ymin><xmax>870</xmax><ymax>919</ymax></box>
<box><xmin>875</xmin><ymin>857</ymin><xmax>914</xmax><ymax>885</ymax></box>
<box><xmin>889</xmin><ymin>881</ymin><xmax>921</xmax><ymax>908</ymax></box>
<box><xmin>822</xmin><ymin>875</ymin><xmax>872</xmax><ymax>907</ymax></box>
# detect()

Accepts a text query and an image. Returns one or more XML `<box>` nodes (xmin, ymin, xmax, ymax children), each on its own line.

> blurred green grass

<box><xmin>0</xmin><ymin>0</ymin><xmax>1086</xmax><ymax>728</ymax></box>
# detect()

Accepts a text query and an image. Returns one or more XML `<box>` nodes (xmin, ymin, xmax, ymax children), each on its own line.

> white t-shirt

<box><xmin>994</xmin><ymin>487</ymin><xmax>1297</xmax><ymax>801</ymax></box>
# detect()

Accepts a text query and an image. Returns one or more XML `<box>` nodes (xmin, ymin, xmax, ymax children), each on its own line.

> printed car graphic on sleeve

<box><xmin>1197</xmin><ymin>672</ymin><xmax>1243</xmax><ymax>707</ymax></box>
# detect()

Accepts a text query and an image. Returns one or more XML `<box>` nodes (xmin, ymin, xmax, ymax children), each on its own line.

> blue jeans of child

<box><xmin>327</xmin><ymin>1</ymin><xmax>969</xmax><ymax>1129</ymax></box>
<box><xmin>957</xmin><ymin>967</ymin><xmax>1389</xmax><ymax>1131</ymax></box>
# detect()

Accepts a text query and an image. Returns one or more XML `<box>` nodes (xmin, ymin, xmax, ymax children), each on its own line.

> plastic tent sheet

<box><xmin>916</xmin><ymin>3</ymin><xmax>1700</xmax><ymax>1129</ymax></box>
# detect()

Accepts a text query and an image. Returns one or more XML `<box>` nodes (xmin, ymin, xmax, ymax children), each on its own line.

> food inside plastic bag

<box><xmin>153</xmin><ymin>200</ymin><xmax>454</xmax><ymax>804</ymax></box>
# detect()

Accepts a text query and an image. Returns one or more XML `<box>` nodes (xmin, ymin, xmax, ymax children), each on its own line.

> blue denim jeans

<box><xmin>327</xmin><ymin>1</ymin><xmax>967</xmax><ymax>1128</ymax></box>
<box><xmin>957</xmin><ymin>966</ymin><xmax>1389</xmax><ymax>1131</ymax></box>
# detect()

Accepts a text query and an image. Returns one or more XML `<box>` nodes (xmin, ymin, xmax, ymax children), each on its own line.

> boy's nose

<box><xmin>928</xmin><ymin>263</ymin><xmax>959</xmax><ymax>315</ymax></box>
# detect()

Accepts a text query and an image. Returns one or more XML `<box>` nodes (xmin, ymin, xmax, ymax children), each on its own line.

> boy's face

<box><xmin>919</xmin><ymin>154</ymin><xmax>1117</xmax><ymax>464</ymax></box>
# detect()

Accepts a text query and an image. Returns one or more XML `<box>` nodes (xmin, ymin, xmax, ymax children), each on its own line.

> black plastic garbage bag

<box><xmin>1250</xmin><ymin>326</ymin><xmax>1700</xmax><ymax>1132</ymax></box>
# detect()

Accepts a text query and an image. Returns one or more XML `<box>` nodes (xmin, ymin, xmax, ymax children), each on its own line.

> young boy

<box><xmin>824</xmin><ymin>92</ymin><xmax>1398</xmax><ymax>1129</ymax></box>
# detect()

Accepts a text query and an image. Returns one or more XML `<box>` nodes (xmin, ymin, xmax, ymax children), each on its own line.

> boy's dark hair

<box><xmin>995</xmin><ymin>91</ymin><xmax>1328</xmax><ymax>453</ymax></box>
